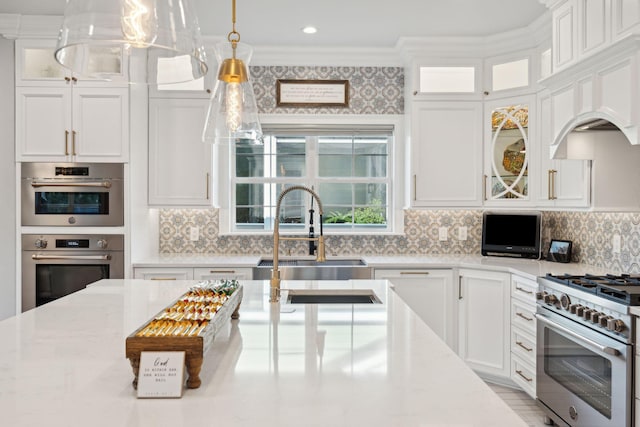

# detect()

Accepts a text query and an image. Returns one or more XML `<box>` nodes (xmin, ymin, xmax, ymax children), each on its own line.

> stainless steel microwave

<box><xmin>21</xmin><ymin>162</ymin><xmax>124</xmax><ymax>227</ymax></box>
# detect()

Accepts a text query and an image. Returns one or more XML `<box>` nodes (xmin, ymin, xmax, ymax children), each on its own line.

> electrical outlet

<box><xmin>438</xmin><ymin>227</ymin><xmax>448</xmax><ymax>241</ymax></box>
<box><xmin>613</xmin><ymin>234</ymin><xmax>621</xmax><ymax>254</ymax></box>
<box><xmin>458</xmin><ymin>226</ymin><xmax>467</xmax><ymax>241</ymax></box>
<box><xmin>189</xmin><ymin>226</ymin><xmax>199</xmax><ymax>241</ymax></box>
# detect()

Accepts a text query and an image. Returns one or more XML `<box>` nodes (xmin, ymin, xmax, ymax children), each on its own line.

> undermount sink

<box><xmin>283</xmin><ymin>289</ymin><xmax>381</xmax><ymax>304</ymax></box>
<box><xmin>253</xmin><ymin>258</ymin><xmax>372</xmax><ymax>280</ymax></box>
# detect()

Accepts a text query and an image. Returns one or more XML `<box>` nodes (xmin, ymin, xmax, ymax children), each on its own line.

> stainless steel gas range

<box><xmin>536</xmin><ymin>274</ymin><xmax>639</xmax><ymax>427</ymax></box>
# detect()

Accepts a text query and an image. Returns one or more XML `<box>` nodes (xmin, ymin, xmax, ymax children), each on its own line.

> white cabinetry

<box><xmin>133</xmin><ymin>268</ymin><xmax>194</xmax><ymax>280</ymax></box>
<box><xmin>193</xmin><ymin>267</ymin><xmax>252</xmax><ymax>280</ymax></box>
<box><xmin>457</xmin><ymin>269</ymin><xmax>510</xmax><ymax>379</ymax></box>
<box><xmin>15</xmin><ymin>39</ymin><xmax>129</xmax><ymax>163</ymax></box>
<box><xmin>133</xmin><ymin>267</ymin><xmax>252</xmax><ymax>281</ymax></box>
<box><xmin>510</xmin><ymin>275</ymin><xmax>538</xmax><ymax>398</ymax></box>
<box><xmin>148</xmin><ymin>98</ymin><xmax>212</xmax><ymax>206</ymax></box>
<box><xmin>410</xmin><ymin>102</ymin><xmax>483</xmax><ymax>207</ymax></box>
<box><xmin>537</xmin><ymin>92</ymin><xmax>590</xmax><ymax>207</ymax></box>
<box><xmin>374</xmin><ymin>268</ymin><xmax>455</xmax><ymax>349</ymax></box>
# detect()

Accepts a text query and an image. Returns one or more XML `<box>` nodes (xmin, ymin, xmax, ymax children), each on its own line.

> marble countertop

<box><xmin>0</xmin><ymin>279</ymin><xmax>529</xmax><ymax>427</ymax></box>
<box><xmin>133</xmin><ymin>253</ymin><xmax>607</xmax><ymax>280</ymax></box>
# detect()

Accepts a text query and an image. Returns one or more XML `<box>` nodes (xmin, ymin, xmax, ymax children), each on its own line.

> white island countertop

<box><xmin>0</xmin><ymin>279</ymin><xmax>529</xmax><ymax>427</ymax></box>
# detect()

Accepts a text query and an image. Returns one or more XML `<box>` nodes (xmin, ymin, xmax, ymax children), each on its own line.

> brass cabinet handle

<box><xmin>208</xmin><ymin>270</ymin><xmax>235</xmax><ymax>274</ymax></box>
<box><xmin>150</xmin><ymin>277</ymin><xmax>177</xmax><ymax>280</ymax></box>
<box><xmin>548</xmin><ymin>169</ymin><xmax>557</xmax><ymax>200</ymax></box>
<box><xmin>515</xmin><ymin>285</ymin><xmax>533</xmax><ymax>295</ymax></box>
<box><xmin>516</xmin><ymin>312</ymin><xmax>534</xmax><ymax>322</ymax></box>
<box><xmin>64</xmin><ymin>76</ymin><xmax>71</xmax><ymax>82</ymax></box>
<box><xmin>64</xmin><ymin>130</ymin><xmax>69</xmax><ymax>155</ymax></box>
<box><xmin>72</xmin><ymin>130</ymin><xmax>77</xmax><ymax>156</ymax></box>
<box><xmin>552</xmin><ymin>169</ymin><xmax>557</xmax><ymax>199</ymax></box>
<box><xmin>516</xmin><ymin>341</ymin><xmax>533</xmax><ymax>352</ymax></box>
<box><xmin>71</xmin><ymin>76</ymin><xmax>77</xmax><ymax>83</ymax></box>
<box><xmin>413</xmin><ymin>174</ymin><xmax>417</xmax><ymax>201</ymax></box>
<box><xmin>206</xmin><ymin>173</ymin><xmax>210</xmax><ymax>200</ymax></box>
<box><xmin>515</xmin><ymin>369</ymin><xmax>533</xmax><ymax>382</ymax></box>
<box><xmin>458</xmin><ymin>276</ymin><xmax>463</xmax><ymax>300</ymax></box>
<box><xmin>483</xmin><ymin>174</ymin><xmax>487</xmax><ymax>201</ymax></box>
<box><xmin>400</xmin><ymin>271</ymin><xmax>430</xmax><ymax>275</ymax></box>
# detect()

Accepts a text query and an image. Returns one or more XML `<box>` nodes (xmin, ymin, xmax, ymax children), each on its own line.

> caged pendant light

<box><xmin>202</xmin><ymin>0</ymin><xmax>263</xmax><ymax>144</ymax></box>
<box><xmin>55</xmin><ymin>0</ymin><xmax>208</xmax><ymax>85</ymax></box>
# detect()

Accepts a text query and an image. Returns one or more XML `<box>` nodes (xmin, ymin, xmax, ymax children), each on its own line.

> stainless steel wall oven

<box><xmin>21</xmin><ymin>162</ymin><xmax>124</xmax><ymax>226</ymax></box>
<box><xmin>22</xmin><ymin>234</ymin><xmax>124</xmax><ymax>312</ymax></box>
<box><xmin>537</xmin><ymin>274</ymin><xmax>637</xmax><ymax>427</ymax></box>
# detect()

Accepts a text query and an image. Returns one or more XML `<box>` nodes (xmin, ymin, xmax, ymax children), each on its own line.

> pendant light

<box><xmin>54</xmin><ymin>0</ymin><xmax>208</xmax><ymax>85</ymax></box>
<box><xmin>202</xmin><ymin>0</ymin><xmax>263</xmax><ymax>144</ymax></box>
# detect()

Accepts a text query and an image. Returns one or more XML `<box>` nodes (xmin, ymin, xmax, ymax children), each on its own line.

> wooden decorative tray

<box><xmin>125</xmin><ymin>280</ymin><xmax>243</xmax><ymax>389</ymax></box>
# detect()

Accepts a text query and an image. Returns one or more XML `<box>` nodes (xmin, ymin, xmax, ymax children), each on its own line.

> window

<box><xmin>232</xmin><ymin>126</ymin><xmax>392</xmax><ymax>233</ymax></box>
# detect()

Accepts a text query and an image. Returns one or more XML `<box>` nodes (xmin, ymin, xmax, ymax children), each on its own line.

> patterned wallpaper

<box><xmin>159</xmin><ymin>209</ymin><xmax>640</xmax><ymax>273</ymax></box>
<box><xmin>250</xmin><ymin>66</ymin><xmax>404</xmax><ymax>115</ymax></box>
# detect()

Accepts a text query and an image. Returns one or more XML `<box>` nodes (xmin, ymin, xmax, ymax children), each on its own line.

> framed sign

<box><xmin>276</xmin><ymin>79</ymin><xmax>349</xmax><ymax>107</ymax></box>
<box><xmin>137</xmin><ymin>351</ymin><xmax>186</xmax><ymax>398</ymax></box>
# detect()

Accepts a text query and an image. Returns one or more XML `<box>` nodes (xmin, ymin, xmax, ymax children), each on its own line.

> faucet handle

<box><xmin>316</xmin><ymin>236</ymin><xmax>326</xmax><ymax>262</ymax></box>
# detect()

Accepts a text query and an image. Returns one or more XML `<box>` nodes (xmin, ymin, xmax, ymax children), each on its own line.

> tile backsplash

<box><xmin>159</xmin><ymin>209</ymin><xmax>640</xmax><ymax>273</ymax></box>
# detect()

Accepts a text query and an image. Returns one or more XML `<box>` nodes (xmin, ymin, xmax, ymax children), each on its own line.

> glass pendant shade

<box><xmin>203</xmin><ymin>41</ymin><xmax>263</xmax><ymax>144</ymax></box>
<box><xmin>55</xmin><ymin>0</ymin><xmax>208</xmax><ymax>84</ymax></box>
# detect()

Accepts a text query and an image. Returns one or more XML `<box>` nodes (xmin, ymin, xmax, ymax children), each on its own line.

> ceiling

<box><xmin>0</xmin><ymin>0</ymin><xmax>548</xmax><ymax>48</ymax></box>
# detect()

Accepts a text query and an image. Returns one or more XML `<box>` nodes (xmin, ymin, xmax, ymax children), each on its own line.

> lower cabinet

<box><xmin>374</xmin><ymin>268</ymin><xmax>455</xmax><ymax>349</ymax></box>
<box><xmin>510</xmin><ymin>275</ymin><xmax>538</xmax><ymax>398</ymax></box>
<box><xmin>458</xmin><ymin>269</ymin><xmax>511</xmax><ymax>380</ymax></box>
<box><xmin>133</xmin><ymin>267</ymin><xmax>253</xmax><ymax>281</ymax></box>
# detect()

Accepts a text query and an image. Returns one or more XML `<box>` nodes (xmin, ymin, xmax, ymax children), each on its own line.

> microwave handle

<box><xmin>31</xmin><ymin>181</ymin><xmax>112</xmax><ymax>189</ymax></box>
<box><xmin>535</xmin><ymin>313</ymin><xmax>620</xmax><ymax>356</ymax></box>
<box><xmin>31</xmin><ymin>254</ymin><xmax>112</xmax><ymax>261</ymax></box>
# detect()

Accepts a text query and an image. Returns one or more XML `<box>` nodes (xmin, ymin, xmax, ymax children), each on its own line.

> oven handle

<box><xmin>31</xmin><ymin>254</ymin><xmax>112</xmax><ymax>261</ymax></box>
<box><xmin>535</xmin><ymin>313</ymin><xmax>620</xmax><ymax>356</ymax></box>
<box><xmin>31</xmin><ymin>181</ymin><xmax>112</xmax><ymax>188</ymax></box>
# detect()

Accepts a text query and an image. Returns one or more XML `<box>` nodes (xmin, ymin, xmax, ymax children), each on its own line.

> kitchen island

<box><xmin>0</xmin><ymin>279</ymin><xmax>528</xmax><ymax>427</ymax></box>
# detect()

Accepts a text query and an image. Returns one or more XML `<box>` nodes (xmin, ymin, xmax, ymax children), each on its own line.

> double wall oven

<box><xmin>537</xmin><ymin>274</ymin><xmax>638</xmax><ymax>427</ymax></box>
<box><xmin>20</xmin><ymin>163</ymin><xmax>125</xmax><ymax>312</ymax></box>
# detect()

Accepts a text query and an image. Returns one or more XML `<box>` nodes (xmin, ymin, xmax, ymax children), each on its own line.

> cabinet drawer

<box><xmin>511</xmin><ymin>328</ymin><xmax>536</xmax><ymax>365</ymax></box>
<box><xmin>193</xmin><ymin>267</ymin><xmax>252</xmax><ymax>280</ymax></box>
<box><xmin>133</xmin><ymin>268</ymin><xmax>194</xmax><ymax>280</ymax></box>
<box><xmin>511</xmin><ymin>299</ymin><xmax>536</xmax><ymax>335</ymax></box>
<box><xmin>511</xmin><ymin>275</ymin><xmax>538</xmax><ymax>304</ymax></box>
<box><xmin>511</xmin><ymin>355</ymin><xmax>536</xmax><ymax>399</ymax></box>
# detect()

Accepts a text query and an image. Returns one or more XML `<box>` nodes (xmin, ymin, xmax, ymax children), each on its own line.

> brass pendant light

<box><xmin>202</xmin><ymin>0</ymin><xmax>263</xmax><ymax>144</ymax></box>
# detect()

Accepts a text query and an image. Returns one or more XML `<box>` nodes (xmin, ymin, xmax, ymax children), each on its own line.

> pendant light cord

<box><xmin>228</xmin><ymin>0</ymin><xmax>240</xmax><ymax>57</ymax></box>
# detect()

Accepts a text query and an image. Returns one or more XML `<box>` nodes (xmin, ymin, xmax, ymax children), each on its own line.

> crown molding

<box><xmin>0</xmin><ymin>14</ymin><xmax>62</xmax><ymax>39</ymax></box>
<box><xmin>250</xmin><ymin>45</ymin><xmax>402</xmax><ymax>67</ymax></box>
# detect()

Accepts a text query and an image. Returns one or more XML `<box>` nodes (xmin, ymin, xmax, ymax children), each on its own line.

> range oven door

<box><xmin>536</xmin><ymin>308</ymin><xmax>632</xmax><ymax>427</ymax></box>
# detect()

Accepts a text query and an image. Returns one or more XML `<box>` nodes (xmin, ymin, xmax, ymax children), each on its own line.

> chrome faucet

<box><xmin>270</xmin><ymin>185</ymin><xmax>326</xmax><ymax>302</ymax></box>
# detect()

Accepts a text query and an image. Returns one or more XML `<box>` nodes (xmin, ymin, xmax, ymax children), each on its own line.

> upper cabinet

<box><xmin>15</xmin><ymin>39</ymin><xmax>129</xmax><ymax>163</ymax></box>
<box><xmin>484</xmin><ymin>98</ymin><xmax>532</xmax><ymax>205</ymax></box>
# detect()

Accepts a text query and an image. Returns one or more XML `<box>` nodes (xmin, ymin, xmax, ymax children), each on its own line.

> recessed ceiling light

<box><xmin>302</xmin><ymin>26</ymin><xmax>318</xmax><ymax>34</ymax></box>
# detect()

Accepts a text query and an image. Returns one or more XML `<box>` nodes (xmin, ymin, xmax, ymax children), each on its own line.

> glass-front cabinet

<box><xmin>484</xmin><ymin>97</ymin><xmax>533</xmax><ymax>205</ymax></box>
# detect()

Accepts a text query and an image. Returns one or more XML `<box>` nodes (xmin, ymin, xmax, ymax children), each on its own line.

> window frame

<box><xmin>217</xmin><ymin>114</ymin><xmax>405</xmax><ymax>236</ymax></box>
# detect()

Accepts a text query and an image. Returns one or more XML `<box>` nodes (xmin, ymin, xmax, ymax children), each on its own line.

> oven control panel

<box><xmin>536</xmin><ymin>288</ymin><xmax>631</xmax><ymax>342</ymax></box>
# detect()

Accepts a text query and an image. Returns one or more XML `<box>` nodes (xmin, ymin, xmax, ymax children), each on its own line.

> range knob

<box><xmin>607</xmin><ymin>318</ymin><xmax>626</xmax><ymax>333</ymax></box>
<box><xmin>96</xmin><ymin>239</ymin><xmax>108</xmax><ymax>249</ymax></box>
<box><xmin>34</xmin><ymin>238</ymin><xmax>48</xmax><ymax>249</ymax></box>
<box><xmin>576</xmin><ymin>306</ymin><xmax>586</xmax><ymax>316</ymax></box>
<box><xmin>536</xmin><ymin>291</ymin><xmax>546</xmax><ymax>301</ymax></box>
<box><xmin>569</xmin><ymin>304</ymin><xmax>582</xmax><ymax>314</ymax></box>
<box><xmin>560</xmin><ymin>294</ymin><xmax>572</xmax><ymax>310</ymax></box>
<box><xmin>544</xmin><ymin>294</ymin><xmax>558</xmax><ymax>305</ymax></box>
<box><xmin>590</xmin><ymin>311</ymin><xmax>602</xmax><ymax>323</ymax></box>
<box><xmin>582</xmin><ymin>309</ymin><xmax>594</xmax><ymax>320</ymax></box>
<box><xmin>599</xmin><ymin>315</ymin><xmax>613</xmax><ymax>328</ymax></box>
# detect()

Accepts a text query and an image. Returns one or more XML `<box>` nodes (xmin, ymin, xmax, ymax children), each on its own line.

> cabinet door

<box><xmin>552</xmin><ymin>0</ymin><xmax>578</xmax><ymax>72</ymax></box>
<box><xmin>537</xmin><ymin>93</ymin><xmax>591</xmax><ymax>207</ymax></box>
<box><xmin>411</xmin><ymin>101</ymin><xmax>483</xmax><ymax>207</ymax></box>
<box><xmin>148</xmin><ymin>98</ymin><xmax>212</xmax><ymax>206</ymax></box>
<box><xmin>194</xmin><ymin>267</ymin><xmax>252</xmax><ymax>280</ymax></box>
<box><xmin>374</xmin><ymin>269</ymin><xmax>455</xmax><ymax>349</ymax></box>
<box><xmin>133</xmin><ymin>268</ymin><xmax>194</xmax><ymax>280</ymax></box>
<box><xmin>16</xmin><ymin>87</ymin><xmax>72</xmax><ymax>161</ymax></box>
<box><xmin>72</xmin><ymin>87</ymin><xmax>129</xmax><ymax>162</ymax></box>
<box><xmin>458</xmin><ymin>269</ymin><xmax>510</xmax><ymax>379</ymax></box>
